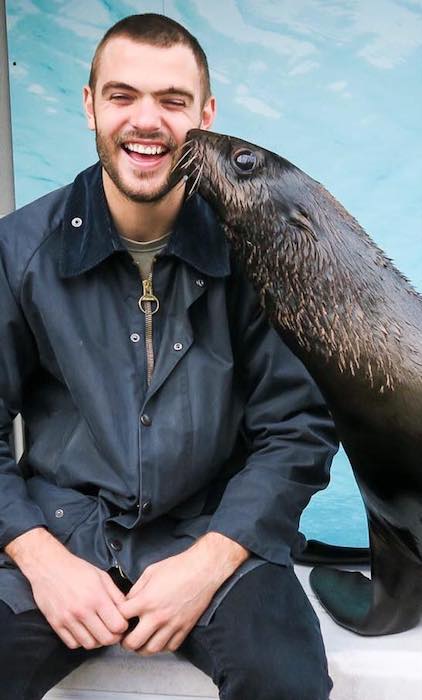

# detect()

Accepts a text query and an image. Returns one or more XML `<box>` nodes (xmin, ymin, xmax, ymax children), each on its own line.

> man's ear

<box><xmin>83</xmin><ymin>85</ymin><xmax>96</xmax><ymax>131</ymax></box>
<box><xmin>200</xmin><ymin>96</ymin><xmax>217</xmax><ymax>131</ymax></box>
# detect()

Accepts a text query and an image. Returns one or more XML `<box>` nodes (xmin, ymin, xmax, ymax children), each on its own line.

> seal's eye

<box><xmin>232</xmin><ymin>149</ymin><xmax>257</xmax><ymax>174</ymax></box>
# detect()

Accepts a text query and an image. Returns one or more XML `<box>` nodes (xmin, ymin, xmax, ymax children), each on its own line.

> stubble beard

<box><xmin>95</xmin><ymin>128</ymin><xmax>180</xmax><ymax>203</ymax></box>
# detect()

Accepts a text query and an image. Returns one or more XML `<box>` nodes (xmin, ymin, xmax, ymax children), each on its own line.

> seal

<box><xmin>172</xmin><ymin>129</ymin><xmax>422</xmax><ymax>636</ymax></box>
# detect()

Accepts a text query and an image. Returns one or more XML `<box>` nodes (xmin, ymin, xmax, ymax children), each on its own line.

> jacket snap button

<box><xmin>130</xmin><ymin>333</ymin><xmax>140</xmax><ymax>343</ymax></box>
<box><xmin>141</xmin><ymin>500</ymin><xmax>152</xmax><ymax>515</ymax></box>
<box><xmin>140</xmin><ymin>414</ymin><xmax>152</xmax><ymax>427</ymax></box>
<box><xmin>195</xmin><ymin>278</ymin><xmax>205</xmax><ymax>287</ymax></box>
<box><xmin>71</xmin><ymin>217</ymin><xmax>82</xmax><ymax>227</ymax></box>
<box><xmin>109</xmin><ymin>538</ymin><xmax>122</xmax><ymax>552</ymax></box>
<box><xmin>55</xmin><ymin>508</ymin><xmax>64</xmax><ymax>519</ymax></box>
<box><xmin>173</xmin><ymin>342</ymin><xmax>183</xmax><ymax>351</ymax></box>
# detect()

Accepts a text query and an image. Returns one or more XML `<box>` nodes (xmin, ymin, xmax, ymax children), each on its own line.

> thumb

<box><xmin>118</xmin><ymin>595</ymin><xmax>142</xmax><ymax>619</ymax></box>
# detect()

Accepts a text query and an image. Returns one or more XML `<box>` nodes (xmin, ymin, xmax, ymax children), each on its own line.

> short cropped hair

<box><xmin>89</xmin><ymin>13</ymin><xmax>211</xmax><ymax>103</ymax></box>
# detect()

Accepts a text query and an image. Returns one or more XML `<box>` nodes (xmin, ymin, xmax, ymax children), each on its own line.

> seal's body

<box><xmin>175</xmin><ymin>129</ymin><xmax>422</xmax><ymax>636</ymax></box>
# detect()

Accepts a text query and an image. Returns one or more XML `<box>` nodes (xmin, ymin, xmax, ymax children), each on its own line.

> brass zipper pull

<box><xmin>138</xmin><ymin>275</ymin><xmax>160</xmax><ymax>314</ymax></box>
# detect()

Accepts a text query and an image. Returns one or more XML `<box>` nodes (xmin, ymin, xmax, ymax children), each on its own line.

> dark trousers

<box><xmin>0</xmin><ymin>564</ymin><xmax>332</xmax><ymax>700</ymax></box>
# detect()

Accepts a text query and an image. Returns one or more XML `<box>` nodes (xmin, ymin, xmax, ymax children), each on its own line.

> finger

<box><xmin>100</xmin><ymin>574</ymin><xmax>130</xmax><ymax>633</ymax></box>
<box><xmin>125</xmin><ymin>575</ymin><xmax>148</xmax><ymax>599</ymax></box>
<box><xmin>56</xmin><ymin>626</ymin><xmax>81</xmax><ymax>650</ymax></box>
<box><xmin>97</xmin><ymin>602</ymin><xmax>129</xmax><ymax>635</ymax></box>
<box><xmin>67</xmin><ymin>619</ymin><xmax>101</xmax><ymax>650</ymax></box>
<box><xmin>165</xmin><ymin>628</ymin><xmax>189</xmax><ymax>652</ymax></box>
<box><xmin>120</xmin><ymin>616</ymin><xmax>159</xmax><ymax>652</ymax></box>
<box><xmin>97</xmin><ymin>587</ymin><xmax>129</xmax><ymax>635</ymax></box>
<box><xmin>136</xmin><ymin>625</ymin><xmax>174</xmax><ymax>656</ymax></box>
<box><xmin>118</xmin><ymin>596</ymin><xmax>144</xmax><ymax>620</ymax></box>
<box><xmin>102</xmin><ymin>572</ymin><xmax>127</xmax><ymax>605</ymax></box>
<box><xmin>84</xmin><ymin>611</ymin><xmax>123</xmax><ymax>647</ymax></box>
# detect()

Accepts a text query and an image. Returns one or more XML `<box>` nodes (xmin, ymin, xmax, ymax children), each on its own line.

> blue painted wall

<box><xmin>6</xmin><ymin>0</ymin><xmax>422</xmax><ymax>546</ymax></box>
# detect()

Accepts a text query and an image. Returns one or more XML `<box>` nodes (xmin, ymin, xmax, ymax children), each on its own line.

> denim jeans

<box><xmin>0</xmin><ymin>564</ymin><xmax>332</xmax><ymax>700</ymax></box>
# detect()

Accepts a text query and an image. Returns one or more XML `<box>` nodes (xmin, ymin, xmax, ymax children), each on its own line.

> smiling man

<box><xmin>0</xmin><ymin>14</ymin><xmax>337</xmax><ymax>700</ymax></box>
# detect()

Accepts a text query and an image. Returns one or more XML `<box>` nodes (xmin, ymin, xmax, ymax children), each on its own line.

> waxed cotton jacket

<box><xmin>0</xmin><ymin>163</ymin><xmax>338</xmax><ymax>616</ymax></box>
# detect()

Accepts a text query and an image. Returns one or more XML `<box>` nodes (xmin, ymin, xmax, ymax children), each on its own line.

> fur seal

<box><xmin>173</xmin><ymin>129</ymin><xmax>422</xmax><ymax>636</ymax></box>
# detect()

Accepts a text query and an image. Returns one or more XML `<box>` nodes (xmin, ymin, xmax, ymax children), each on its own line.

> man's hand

<box><xmin>119</xmin><ymin>532</ymin><xmax>249</xmax><ymax>655</ymax></box>
<box><xmin>6</xmin><ymin>528</ymin><xmax>128</xmax><ymax>650</ymax></box>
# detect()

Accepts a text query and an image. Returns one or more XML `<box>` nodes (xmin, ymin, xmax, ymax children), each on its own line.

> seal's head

<box><xmin>178</xmin><ymin>129</ymin><xmax>317</xmax><ymax>241</ymax></box>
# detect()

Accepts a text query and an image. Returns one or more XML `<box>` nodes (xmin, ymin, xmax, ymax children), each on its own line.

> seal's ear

<box><xmin>290</xmin><ymin>209</ymin><xmax>318</xmax><ymax>241</ymax></box>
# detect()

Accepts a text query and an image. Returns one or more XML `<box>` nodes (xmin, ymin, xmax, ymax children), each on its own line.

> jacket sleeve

<box><xmin>0</xmin><ymin>251</ymin><xmax>47</xmax><ymax>548</ymax></box>
<box><xmin>206</xmin><ymin>277</ymin><xmax>339</xmax><ymax>566</ymax></box>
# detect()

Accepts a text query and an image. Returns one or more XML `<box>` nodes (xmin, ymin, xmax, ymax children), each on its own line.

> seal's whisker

<box><xmin>170</xmin><ymin>146</ymin><xmax>194</xmax><ymax>174</ymax></box>
<box><xmin>184</xmin><ymin>163</ymin><xmax>200</xmax><ymax>199</ymax></box>
<box><xmin>178</xmin><ymin>144</ymin><xmax>194</xmax><ymax>160</ymax></box>
<box><xmin>185</xmin><ymin>161</ymin><xmax>200</xmax><ymax>181</ymax></box>
<box><xmin>170</xmin><ymin>157</ymin><xmax>193</xmax><ymax>175</ymax></box>
<box><xmin>187</xmin><ymin>160</ymin><xmax>204</xmax><ymax>198</ymax></box>
<box><xmin>180</xmin><ymin>153</ymin><xmax>198</xmax><ymax>171</ymax></box>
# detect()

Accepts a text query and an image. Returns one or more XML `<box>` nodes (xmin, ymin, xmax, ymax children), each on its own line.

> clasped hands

<box><xmin>26</xmin><ymin>531</ymin><xmax>248</xmax><ymax>656</ymax></box>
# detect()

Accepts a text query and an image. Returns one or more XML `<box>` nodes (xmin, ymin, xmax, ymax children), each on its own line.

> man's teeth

<box><xmin>125</xmin><ymin>143</ymin><xmax>166</xmax><ymax>155</ymax></box>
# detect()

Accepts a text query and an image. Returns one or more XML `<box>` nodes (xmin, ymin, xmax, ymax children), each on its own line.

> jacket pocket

<box><xmin>26</xmin><ymin>476</ymin><xmax>97</xmax><ymax>544</ymax></box>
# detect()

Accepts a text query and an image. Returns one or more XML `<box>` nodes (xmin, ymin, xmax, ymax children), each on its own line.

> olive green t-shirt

<box><xmin>121</xmin><ymin>232</ymin><xmax>171</xmax><ymax>280</ymax></box>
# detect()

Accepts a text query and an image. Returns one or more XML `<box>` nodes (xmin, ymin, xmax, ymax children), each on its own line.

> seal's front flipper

<box><xmin>309</xmin><ymin>545</ymin><xmax>422</xmax><ymax>636</ymax></box>
<box><xmin>309</xmin><ymin>567</ymin><xmax>372</xmax><ymax>630</ymax></box>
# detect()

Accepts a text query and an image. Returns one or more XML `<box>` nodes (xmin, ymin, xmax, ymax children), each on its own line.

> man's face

<box><xmin>83</xmin><ymin>37</ymin><xmax>215</xmax><ymax>202</ymax></box>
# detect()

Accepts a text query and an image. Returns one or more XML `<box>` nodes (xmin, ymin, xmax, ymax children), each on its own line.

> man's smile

<box><xmin>120</xmin><ymin>140</ymin><xmax>173</xmax><ymax>171</ymax></box>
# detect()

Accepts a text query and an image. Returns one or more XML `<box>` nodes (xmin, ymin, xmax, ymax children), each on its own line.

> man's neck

<box><xmin>102</xmin><ymin>169</ymin><xmax>185</xmax><ymax>242</ymax></box>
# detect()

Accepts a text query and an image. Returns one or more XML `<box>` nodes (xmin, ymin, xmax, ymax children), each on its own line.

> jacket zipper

<box><xmin>138</xmin><ymin>266</ymin><xmax>160</xmax><ymax>386</ymax></box>
<box><xmin>113</xmin><ymin>557</ymin><xmax>128</xmax><ymax>579</ymax></box>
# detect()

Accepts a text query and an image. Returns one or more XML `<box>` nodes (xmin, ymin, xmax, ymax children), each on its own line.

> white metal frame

<box><xmin>0</xmin><ymin>0</ymin><xmax>25</xmax><ymax>460</ymax></box>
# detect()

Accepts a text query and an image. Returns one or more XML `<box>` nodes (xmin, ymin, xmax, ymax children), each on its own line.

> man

<box><xmin>0</xmin><ymin>14</ymin><xmax>337</xmax><ymax>700</ymax></box>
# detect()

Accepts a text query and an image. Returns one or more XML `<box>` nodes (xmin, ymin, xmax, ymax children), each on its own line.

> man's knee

<box><xmin>219</xmin><ymin>641</ymin><xmax>332</xmax><ymax>700</ymax></box>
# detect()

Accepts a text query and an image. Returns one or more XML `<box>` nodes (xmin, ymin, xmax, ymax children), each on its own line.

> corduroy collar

<box><xmin>59</xmin><ymin>162</ymin><xmax>231</xmax><ymax>279</ymax></box>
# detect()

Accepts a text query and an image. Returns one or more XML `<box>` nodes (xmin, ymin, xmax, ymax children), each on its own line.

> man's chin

<box><xmin>122</xmin><ymin>182</ymin><xmax>176</xmax><ymax>203</ymax></box>
<box><xmin>110</xmin><ymin>171</ymin><xmax>172</xmax><ymax>202</ymax></box>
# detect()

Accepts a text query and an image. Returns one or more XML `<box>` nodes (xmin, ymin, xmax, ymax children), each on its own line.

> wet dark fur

<box><xmin>173</xmin><ymin>129</ymin><xmax>422</xmax><ymax>636</ymax></box>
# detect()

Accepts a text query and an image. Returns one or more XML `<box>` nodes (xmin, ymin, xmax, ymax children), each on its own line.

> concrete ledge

<box><xmin>45</xmin><ymin>566</ymin><xmax>422</xmax><ymax>700</ymax></box>
<box><xmin>46</xmin><ymin>649</ymin><xmax>217</xmax><ymax>699</ymax></box>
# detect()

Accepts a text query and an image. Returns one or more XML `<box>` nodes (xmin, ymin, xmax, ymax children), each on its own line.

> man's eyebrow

<box><xmin>155</xmin><ymin>86</ymin><xmax>194</xmax><ymax>101</ymax></box>
<box><xmin>101</xmin><ymin>81</ymin><xmax>137</xmax><ymax>96</ymax></box>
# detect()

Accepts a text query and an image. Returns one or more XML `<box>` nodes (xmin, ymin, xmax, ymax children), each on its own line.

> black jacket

<box><xmin>0</xmin><ymin>163</ymin><xmax>338</xmax><ymax>615</ymax></box>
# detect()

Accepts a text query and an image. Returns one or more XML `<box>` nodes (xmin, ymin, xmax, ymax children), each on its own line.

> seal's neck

<box><xmin>225</xmin><ymin>210</ymin><xmax>419</xmax><ymax>396</ymax></box>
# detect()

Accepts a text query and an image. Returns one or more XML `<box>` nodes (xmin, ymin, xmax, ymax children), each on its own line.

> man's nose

<box><xmin>129</xmin><ymin>97</ymin><xmax>161</xmax><ymax>132</ymax></box>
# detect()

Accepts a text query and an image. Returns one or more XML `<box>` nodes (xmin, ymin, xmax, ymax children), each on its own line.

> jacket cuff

<box><xmin>0</xmin><ymin>502</ymin><xmax>48</xmax><ymax>549</ymax></box>
<box><xmin>206</xmin><ymin>513</ymin><xmax>294</xmax><ymax>567</ymax></box>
